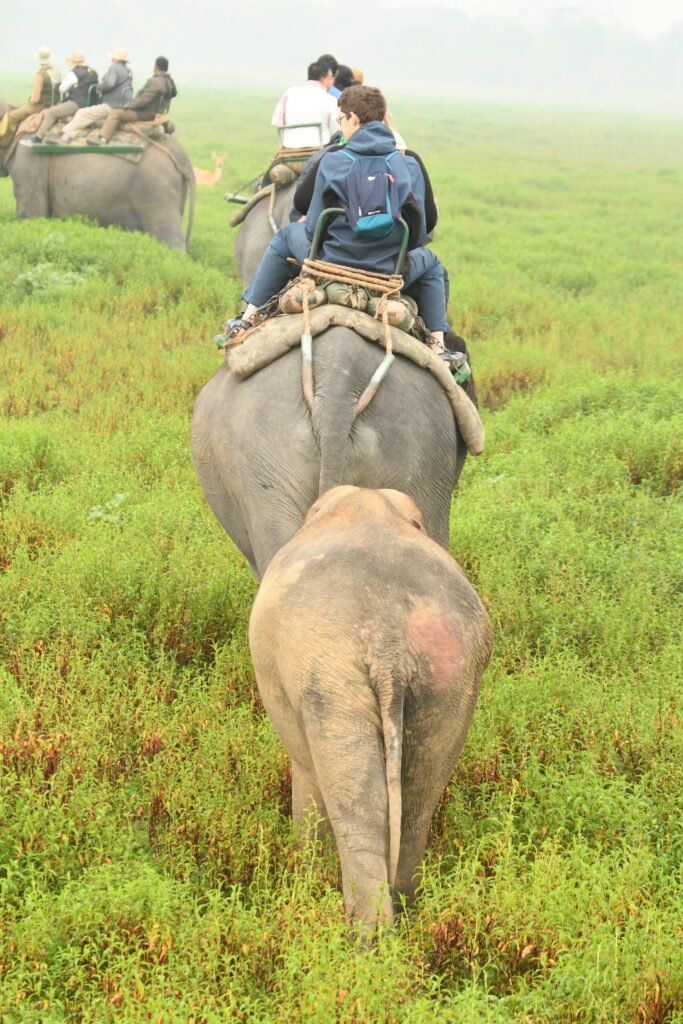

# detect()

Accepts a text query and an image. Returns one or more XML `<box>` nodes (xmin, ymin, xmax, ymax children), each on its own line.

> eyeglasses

<box><xmin>337</xmin><ymin>112</ymin><xmax>351</xmax><ymax>125</ymax></box>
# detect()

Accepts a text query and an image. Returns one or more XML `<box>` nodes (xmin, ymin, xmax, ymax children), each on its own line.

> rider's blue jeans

<box><xmin>242</xmin><ymin>222</ymin><xmax>449</xmax><ymax>333</ymax></box>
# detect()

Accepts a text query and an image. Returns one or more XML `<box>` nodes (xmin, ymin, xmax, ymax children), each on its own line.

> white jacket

<box><xmin>271</xmin><ymin>80</ymin><xmax>338</xmax><ymax>148</ymax></box>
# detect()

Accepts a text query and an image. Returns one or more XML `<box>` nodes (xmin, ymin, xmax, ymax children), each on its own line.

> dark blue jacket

<box><xmin>304</xmin><ymin>121</ymin><xmax>428</xmax><ymax>274</ymax></box>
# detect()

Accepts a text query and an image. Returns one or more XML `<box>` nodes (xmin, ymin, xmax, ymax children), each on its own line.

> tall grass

<box><xmin>0</xmin><ymin>89</ymin><xmax>681</xmax><ymax>1022</ymax></box>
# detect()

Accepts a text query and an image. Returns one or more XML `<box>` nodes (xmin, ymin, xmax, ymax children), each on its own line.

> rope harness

<box><xmin>297</xmin><ymin>258</ymin><xmax>405</xmax><ymax>415</ymax></box>
<box><xmin>272</xmin><ymin>146</ymin><xmax>320</xmax><ymax>162</ymax></box>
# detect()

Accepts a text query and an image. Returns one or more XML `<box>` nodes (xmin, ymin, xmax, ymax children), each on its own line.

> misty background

<box><xmin>2</xmin><ymin>0</ymin><xmax>682</xmax><ymax>109</ymax></box>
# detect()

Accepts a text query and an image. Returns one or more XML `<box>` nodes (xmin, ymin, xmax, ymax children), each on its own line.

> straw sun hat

<box><xmin>66</xmin><ymin>51</ymin><xmax>88</xmax><ymax>67</ymax></box>
<box><xmin>34</xmin><ymin>46</ymin><xmax>54</xmax><ymax>64</ymax></box>
<box><xmin>107</xmin><ymin>47</ymin><xmax>129</xmax><ymax>61</ymax></box>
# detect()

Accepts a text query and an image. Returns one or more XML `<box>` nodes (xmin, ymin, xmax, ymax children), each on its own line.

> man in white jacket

<box><xmin>271</xmin><ymin>59</ymin><xmax>339</xmax><ymax>149</ymax></box>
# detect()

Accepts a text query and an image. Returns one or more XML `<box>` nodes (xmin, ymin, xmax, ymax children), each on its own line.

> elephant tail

<box><xmin>377</xmin><ymin>673</ymin><xmax>405</xmax><ymax>889</ymax></box>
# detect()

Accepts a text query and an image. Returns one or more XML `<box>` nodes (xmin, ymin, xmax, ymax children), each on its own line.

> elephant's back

<box><xmin>234</xmin><ymin>182</ymin><xmax>298</xmax><ymax>286</ymax></box>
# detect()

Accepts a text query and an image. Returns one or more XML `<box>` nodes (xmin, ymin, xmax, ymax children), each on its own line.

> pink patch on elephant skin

<box><xmin>406</xmin><ymin>601</ymin><xmax>467</xmax><ymax>692</ymax></box>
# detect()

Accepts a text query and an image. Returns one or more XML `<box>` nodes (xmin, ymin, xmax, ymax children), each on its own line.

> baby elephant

<box><xmin>249</xmin><ymin>486</ymin><xmax>493</xmax><ymax>936</ymax></box>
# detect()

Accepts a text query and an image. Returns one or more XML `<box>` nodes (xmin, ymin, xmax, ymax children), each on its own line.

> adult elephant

<box><xmin>0</xmin><ymin>105</ymin><xmax>195</xmax><ymax>251</ymax></box>
<box><xmin>192</xmin><ymin>329</ymin><xmax>469</xmax><ymax>579</ymax></box>
<box><xmin>233</xmin><ymin>180</ymin><xmax>297</xmax><ymax>286</ymax></box>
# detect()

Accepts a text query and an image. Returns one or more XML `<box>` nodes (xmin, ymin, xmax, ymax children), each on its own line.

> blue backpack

<box><xmin>341</xmin><ymin>149</ymin><xmax>401</xmax><ymax>239</ymax></box>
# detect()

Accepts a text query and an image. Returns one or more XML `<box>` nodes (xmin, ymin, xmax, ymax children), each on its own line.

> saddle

<box><xmin>220</xmin><ymin>304</ymin><xmax>484</xmax><ymax>456</ymax></box>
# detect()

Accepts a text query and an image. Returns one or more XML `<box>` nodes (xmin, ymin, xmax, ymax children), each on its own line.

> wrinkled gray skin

<box><xmin>0</xmin><ymin>104</ymin><xmax>195</xmax><ymax>251</ymax></box>
<box><xmin>249</xmin><ymin>486</ymin><xmax>493</xmax><ymax>937</ymax></box>
<box><xmin>233</xmin><ymin>181</ymin><xmax>297</xmax><ymax>286</ymax></box>
<box><xmin>191</xmin><ymin>328</ymin><xmax>467</xmax><ymax>579</ymax></box>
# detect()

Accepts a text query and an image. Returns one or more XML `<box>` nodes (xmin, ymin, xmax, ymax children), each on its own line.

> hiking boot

<box><xmin>214</xmin><ymin>316</ymin><xmax>254</xmax><ymax>348</ymax></box>
<box><xmin>89</xmin><ymin>135</ymin><xmax>108</xmax><ymax>146</ymax></box>
<box><xmin>25</xmin><ymin>135</ymin><xmax>43</xmax><ymax>145</ymax></box>
<box><xmin>439</xmin><ymin>350</ymin><xmax>472</xmax><ymax>384</ymax></box>
<box><xmin>225</xmin><ymin>316</ymin><xmax>254</xmax><ymax>338</ymax></box>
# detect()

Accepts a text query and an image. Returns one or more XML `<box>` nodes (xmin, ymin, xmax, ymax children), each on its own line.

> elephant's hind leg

<box><xmin>394</xmin><ymin>704</ymin><xmax>473</xmax><ymax>907</ymax></box>
<box><xmin>291</xmin><ymin>759</ymin><xmax>330</xmax><ymax>840</ymax></box>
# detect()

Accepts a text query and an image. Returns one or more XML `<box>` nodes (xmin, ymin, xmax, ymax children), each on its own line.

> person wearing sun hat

<box><xmin>31</xmin><ymin>51</ymin><xmax>99</xmax><ymax>142</ymax></box>
<box><xmin>56</xmin><ymin>48</ymin><xmax>134</xmax><ymax>144</ymax></box>
<box><xmin>0</xmin><ymin>46</ymin><xmax>61</xmax><ymax>146</ymax></box>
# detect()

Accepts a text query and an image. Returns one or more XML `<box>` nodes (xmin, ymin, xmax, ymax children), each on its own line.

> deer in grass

<box><xmin>193</xmin><ymin>152</ymin><xmax>228</xmax><ymax>186</ymax></box>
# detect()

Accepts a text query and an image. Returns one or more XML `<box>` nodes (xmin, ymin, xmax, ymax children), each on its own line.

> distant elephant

<box><xmin>233</xmin><ymin>180</ymin><xmax>297</xmax><ymax>285</ymax></box>
<box><xmin>0</xmin><ymin>104</ymin><xmax>195</xmax><ymax>251</ymax></box>
<box><xmin>249</xmin><ymin>485</ymin><xmax>493</xmax><ymax>936</ymax></box>
<box><xmin>192</xmin><ymin>328</ymin><xmax>471</xmax><ymax>579</ymax></box>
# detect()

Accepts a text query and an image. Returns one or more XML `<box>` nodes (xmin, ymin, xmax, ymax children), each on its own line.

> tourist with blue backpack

<box><xmin>231</xmin><ymin>86</ymin><xmax>451</xmax><ymax>354</ymax></box>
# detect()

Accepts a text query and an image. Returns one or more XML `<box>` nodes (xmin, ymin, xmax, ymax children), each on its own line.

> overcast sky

<box><xmin>389</xmin><ymin>0</ymin><xmax>682</xmax><ymax>37</ymax></box>
<box><xmin>2</xmin><ymin>0</ymin><xmax>682</xmax><ymax>107</ymax></box>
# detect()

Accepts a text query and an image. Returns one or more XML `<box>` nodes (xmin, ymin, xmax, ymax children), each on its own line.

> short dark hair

<box><xmin>338</xmin><ymin>85</ymin><xmax>386</xmax><ymax>125</ymax></box>
<box><xmin>307</xmin><ymin>59</ymin><xmax>331</xmax><ymax>82</ymax></box>
<box><xmin>155</xmin><ymin>56</ymin><xmax>169</xmax><ymax>71</ymax></box>
<box><xmin>334</xmin><ymin>65</ymin><xmax>354</xmax><ymax>91</ymax></box>
<box><xmin>317</xmin><ymin>53</ymin><xmax>338</xmax><ymax>74</ymax></box>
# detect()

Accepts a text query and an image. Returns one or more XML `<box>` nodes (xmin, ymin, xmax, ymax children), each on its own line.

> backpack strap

<box><xmin>341</xmin><ymin>149</ymin><xmax>356</xmax><ymax>164</ymax></box>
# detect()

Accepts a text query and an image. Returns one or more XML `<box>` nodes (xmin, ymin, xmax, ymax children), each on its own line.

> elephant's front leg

<box><xmin>13</xmin><ymin>172</ymin><xmax>49</xmax><ymax>218</ymax></box>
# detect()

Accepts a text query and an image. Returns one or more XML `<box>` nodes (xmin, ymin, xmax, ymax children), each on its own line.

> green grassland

<box><xmin>0</xmin><ymin>89</ymin><xmax>682</xmax><ymax>1022</ymax></box>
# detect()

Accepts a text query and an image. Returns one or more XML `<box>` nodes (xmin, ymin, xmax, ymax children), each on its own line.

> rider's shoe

<box><xmin>439</xmin><ymin>350</ymin><xmax>472</xmax><ymax>384</ymax></box>
<box><xmin>225</xmin><ymin>316</ymin><xmax>253</xmax><ymax>337</ymax></box>
<box><xmin>215</xmin><ymin>316</ymin><xmax>254</xmax><ymax>348</ymax></box>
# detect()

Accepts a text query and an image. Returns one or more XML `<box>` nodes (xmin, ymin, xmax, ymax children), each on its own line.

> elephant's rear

<box><xmin>249</xmin><ymin>498</ymin><xmax>492</xmax><ymax>929</ymax></box>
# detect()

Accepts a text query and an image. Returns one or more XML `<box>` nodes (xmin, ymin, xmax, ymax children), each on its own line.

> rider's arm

<box><xmin>304</xmin><ymin>155</ymin><xmax>336</xmax><ymax>241</ymax></box>
<box><xmin>29</xmin><ymin>73</ymin><xmax>43</xmax><ymax>104</ymax></box>
<box><xmin>271</xmin><ymin>90</ymin><xmax>287</xmax><ymax>127</ymax></box>
<box><xmin>322</xmin><ymin>99</ymin><xmax>338</xmax><ymax>145</ymax></box>
<box><xmin>405</xmin><ymin>149</ymin><xmax>437</xmax><ymax>234</ymax></box>
<box><xmin>125</xmin><ymin>78</ymin><xmax>156</xmax><ymax>111</ymax></box>
<box><xmin>293</xmin><ymin>158</ymin><xmax>320</xmax><ymax>215</ymax></box>
<box><xmin>98</xmin><ymin>66</ymin><xmax>116</xmax><ymax>95</ymax></box>
<box><xmin>59</xmin><ymin>71</ymin><xmax>78</xmax><ymax>98</ymax></box>
<box><xmin>293</xmin><ymin>144</ymin><xmax>342</xmax><ymax>215</ymax></box>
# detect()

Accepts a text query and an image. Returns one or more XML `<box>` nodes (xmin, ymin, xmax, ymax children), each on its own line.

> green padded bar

<box><xmin>24</xmin><ymin>142</ymin><xmax>143</xmax><ymax>154</ymax></box>
<box><xmin>309</xmin><ymin>207</ymin><xmax>410</xmax><ymax>274</ymax></box>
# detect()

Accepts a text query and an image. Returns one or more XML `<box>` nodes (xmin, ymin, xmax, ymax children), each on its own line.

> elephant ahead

<box><xmin>191</xmin><ymin>327</ymin><xmax>470</xmax><ymax>579</ymax></box>
<box><xmin>233</xmin><ymin>180</ymin><xmax>297</xmax><ymax>286</ymax></box>
<box><xmin>249</xmin><ymin>486</ymin><xmax>493</xmax><ymax>936</ymax></box>
<box><xmin>0</xmin><ymin>109</ymin><xmax>195</xmax><ymax>252</ymax></box>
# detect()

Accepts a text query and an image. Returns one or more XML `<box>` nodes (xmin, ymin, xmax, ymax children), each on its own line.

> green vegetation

<box><xmin>0</xmin><ymin>90</ymin><xmax>681</xmax><ymax>1023</ymax></box>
